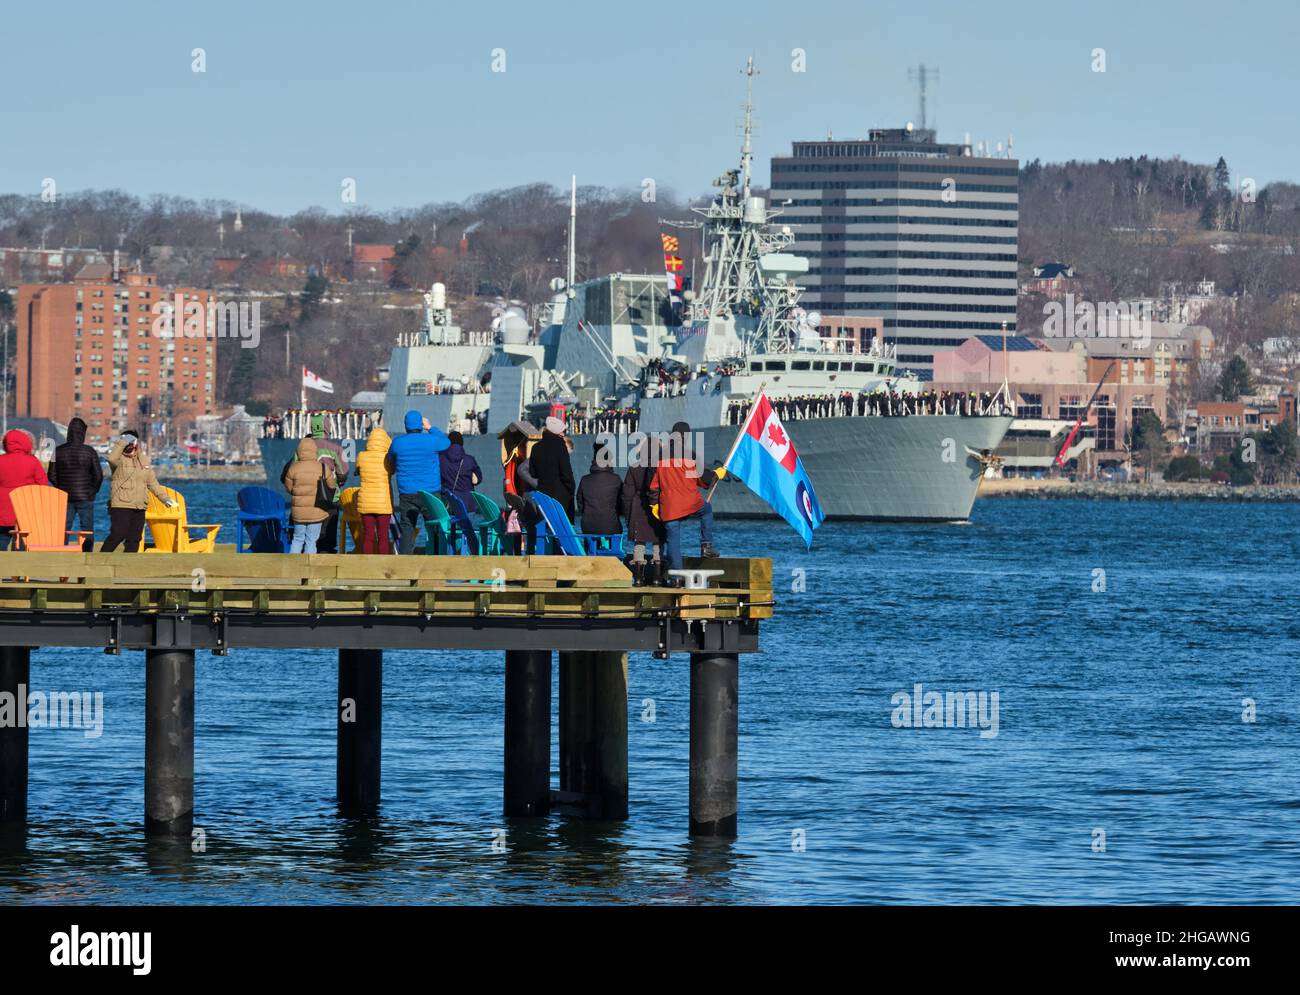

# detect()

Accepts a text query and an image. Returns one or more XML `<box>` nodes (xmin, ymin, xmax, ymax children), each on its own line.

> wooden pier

<box><xmin>0</xmin><ymin>552</ymin><xmax>771</xmax><ymax>838</ymax></box>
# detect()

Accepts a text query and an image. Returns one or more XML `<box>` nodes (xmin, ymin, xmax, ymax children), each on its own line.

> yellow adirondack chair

<box><xmin>145</xmin><ymin>486</ymin><xmax>221</xmax><ymax>553</ymax></box>
<box><xmin>339</xmin><ymin>486</ymin><xmax>361</xmax><ymax>553</ymax></box>
<box><xmin>11</xmin><ymin>485</ymin><xmax>90</xmax><ymax>552</ymax></box>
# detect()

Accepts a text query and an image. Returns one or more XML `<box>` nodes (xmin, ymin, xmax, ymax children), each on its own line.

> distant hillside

<box><xmin>1016</xmin><ymin>156</ymin><xmax>1300</xmax><ymax>352</ymax></box>
<box><xmin>3</xmin><ymin>155</ymin><xmax>1299</xmax><ymax>411</ymax></box>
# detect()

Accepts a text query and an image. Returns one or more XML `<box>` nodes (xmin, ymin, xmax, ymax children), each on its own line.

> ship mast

<box><xmin>662</xmin><ymin>58</ymin><xmax>803</xmax><ymax>358</ymax></box>
<box><xmin>567</xmin><ymin>174</ymin><xmax>577</xmax><ymax>299</ymax></box>
<box><xmin>740</xmin><ymin>56</ymin><xmax>755</xmax><ymax>199</ymax></box>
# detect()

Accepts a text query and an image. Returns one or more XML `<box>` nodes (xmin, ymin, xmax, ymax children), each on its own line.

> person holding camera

<box><xmin>101</xmin><ymin>431</ymin><xmax>175</xmax><ymax>553</ymax></box>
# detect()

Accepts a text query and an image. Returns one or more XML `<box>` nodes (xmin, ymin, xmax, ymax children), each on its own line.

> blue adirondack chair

<box><xmin>440</xmin><ymin>491</ymin><xmax>482</xmax><ymax>554</ymax></box>
<box><xmin>236</xmin><ymin>486</ymin><xmax>290</xmax><ymax>553</ymax></box>
<box><xmin>531</xmin><ymin>492</ymin><xmax>624</xmax><ymax>557</ymax></box>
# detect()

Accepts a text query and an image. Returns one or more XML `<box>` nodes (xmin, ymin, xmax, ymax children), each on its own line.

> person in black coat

<box><xmin>576</xmin><ymin>442</ymin><xmax>624</xmax><ymax>549</ymax></box>
<box><xmin>47</xmin><ymin>416</ymin><xmax>103</xmax><ymax>551</ymax></box>
<box><xmin>528</xmin><ymin>416</ymin><xmax>576</xmax><ymax>518</ymax></box>
<box><xmin>621</xmin><ymin>460</ymin><xmax>666</xmax><ymax>586</ymax></box>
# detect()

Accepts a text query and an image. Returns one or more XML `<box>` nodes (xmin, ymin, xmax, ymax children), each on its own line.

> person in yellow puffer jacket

<box><xmin>355</xmin><ymin>426</ymin><xmax>393</xmax><ymax>553</ymax></box>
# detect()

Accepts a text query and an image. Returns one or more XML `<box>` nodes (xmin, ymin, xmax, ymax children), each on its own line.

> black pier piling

<box><xmin>0</xmin><ymin>646</ymin><xmax>30</xmax><ymax>822</ymax></box>
<box><xmin>689</xmin><ymin>652</ymin><xmax>739</xmax><ymax>838</ymax></box>
<box><xmin>558</xmin><ymin>651</ymin><xmax>628</xmax><ymax>820</ymax></box>
<box><xmin>144</xmin><ymin>647</ymin><xmax>195</xmax><ymax>835</ymax></box>
<box><xmin>503</xmin><ymin>650</ymin><xmax>552</xmax><ymax>817</ymax></box>
<box><xmin>336</xmin><ymin>648</ymin><xmax>383</xmax><ymax>816</ymax></box>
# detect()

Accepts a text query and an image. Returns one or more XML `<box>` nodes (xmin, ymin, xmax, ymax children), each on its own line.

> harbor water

<box><xmin>1</xmin><ymin>484</ymin><xmax>1297</xmax><ymax>904</ymax></box>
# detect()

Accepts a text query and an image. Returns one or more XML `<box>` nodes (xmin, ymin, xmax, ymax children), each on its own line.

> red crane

<box><xmin>1054</xmin><ymin>360</ymin><xmax>1117</xmax><ymax>468</ymax></box>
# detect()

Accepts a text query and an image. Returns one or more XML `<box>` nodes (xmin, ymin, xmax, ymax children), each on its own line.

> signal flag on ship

<box><xmin>714</xmin><ymin>390</ymin><xmax>824</xmax><ymax>548</ymax></box>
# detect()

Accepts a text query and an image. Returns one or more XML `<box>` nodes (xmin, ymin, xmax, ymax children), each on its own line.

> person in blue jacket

<box><xmin>385</xmin><ymin>410</ymin><xmax>451</xmax><ymax>554</ymax></box>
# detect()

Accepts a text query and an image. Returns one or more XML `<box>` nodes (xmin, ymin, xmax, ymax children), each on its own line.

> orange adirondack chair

<box><xmin>145</xmin><ymin>486</ymin><xmax>221</xmax><ymax>553</ymax></box>
<box><xmin>10</xmin><ymin>485</ymin><xmax>90</xmax><ymax>552</ymax></box>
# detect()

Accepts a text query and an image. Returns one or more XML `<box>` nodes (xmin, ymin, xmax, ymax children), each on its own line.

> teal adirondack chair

<box><xmin>416</xmin><ymin>490</ymin><xmax>458</xmax><ymax>554</ymax></box>
<box><xmin>471</xmin><ymin>491</ymin><xmax>507</xmax><ymax>555</ymax></box>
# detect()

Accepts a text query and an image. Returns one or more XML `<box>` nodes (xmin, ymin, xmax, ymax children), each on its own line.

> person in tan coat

<box><xmin>101</xmin><ymin>431</ymin><xmax>175</xmax><ymax>553</ymax></box>
<box><xmin>281</xmin><ymin>437</ymin><xmax>337</xmax><ymax>554</ymax></box>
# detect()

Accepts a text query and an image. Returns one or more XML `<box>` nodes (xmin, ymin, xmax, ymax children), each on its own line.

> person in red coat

<box><xmin>0</xmin><ymin>429</ymin><xmax>49</xmax><ymax>550</ymax></box>
<box><xmin>647</xmin><ymin>420</ymin><xmax>720</xmax><ymax>581</ymax></box>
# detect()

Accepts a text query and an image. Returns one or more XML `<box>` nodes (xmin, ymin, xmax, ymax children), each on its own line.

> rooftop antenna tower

<box><xmin>907</xmin><ymin>64</ymin><xmax>939</xmax><ymax>131</ymax></box>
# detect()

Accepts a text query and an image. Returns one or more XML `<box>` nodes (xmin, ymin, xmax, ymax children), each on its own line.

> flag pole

<box><xmin>706</xmin><ymin>384</ymin><xmax>765</xmax><ymax>503</ymax></box>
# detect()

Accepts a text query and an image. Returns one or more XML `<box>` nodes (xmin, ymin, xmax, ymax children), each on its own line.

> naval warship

<box><xmin>259</xmin><ymin>62</ymin><xmax>1012</xmax><ymax>521</ymax></box>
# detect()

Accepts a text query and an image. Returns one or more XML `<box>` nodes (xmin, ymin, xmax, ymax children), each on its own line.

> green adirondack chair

<box><xmin>416</xmin><ymin>490</ymin><xmax>458</xmax><ymax>555</ymax></box>
<box><xmin>471</xmin><ymin>491</ymin><xmax>507</xmax><ymax>555</ymax></box>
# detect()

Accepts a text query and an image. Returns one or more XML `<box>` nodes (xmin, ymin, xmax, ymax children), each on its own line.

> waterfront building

<box><xmin>769</xmin><ymin>127</ymin><xmax>1019</xmax><ymax>377</ymax></box>
<box><xmin>16</xmin><ymin>262</ymin><xmax>217</xmax><ymax>446</ymax></box>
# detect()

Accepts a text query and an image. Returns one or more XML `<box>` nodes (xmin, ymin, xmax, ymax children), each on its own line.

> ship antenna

<box><xmin>567</xmin><ymin>174</ymin><xmax>577</xmax><ymax>299</ymax></box>
<box><xmin>740</xmin><ymin>57</ymin><xmax>757</xmax><ymax>198</ymax></box>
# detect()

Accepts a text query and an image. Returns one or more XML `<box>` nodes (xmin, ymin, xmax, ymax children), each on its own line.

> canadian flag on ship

<box><xmin>302</xmin><ymin>367</ymin><xmax>334</xmax><ymax>394</ymax></box>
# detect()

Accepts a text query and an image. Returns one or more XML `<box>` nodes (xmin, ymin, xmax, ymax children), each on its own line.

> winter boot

<box><xmin>631</xmin><ymin>561</ymin><xmax>646</xmax><ymax>586</ymax></box>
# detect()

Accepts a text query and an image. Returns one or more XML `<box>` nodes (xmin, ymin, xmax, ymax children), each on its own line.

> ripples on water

<box><xmin>1</xmin><ymin>485</ymin><xmax>1297</xmax><ymax>904</ymax></box>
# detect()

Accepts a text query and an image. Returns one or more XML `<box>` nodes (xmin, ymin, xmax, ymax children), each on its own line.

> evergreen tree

<box><xmin>299</xmin><ymin>271</ymin><xmax>329</xmax><ymax>323</ymax></box>
<box><xmin>1217</xmin><ymin>355</ymin><xmax>1253</xmax><ymax>401</ymax></box>
<box><xmin>1213</xmin><ymin>156</ymin><xmax>1231</xmax><ymax>194</ymax></box>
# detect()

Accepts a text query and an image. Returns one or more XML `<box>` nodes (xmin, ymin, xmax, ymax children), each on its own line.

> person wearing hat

<box><xmin>528</xmin><ymin>415</ymin><xmax>576</xmax><ymax>519</ymax></box>
<box><xmin>385</xmin><ymin>409</ymin><xmax>451</xmax><ymax>554</ymax></box>
<box><xmin>0</xmin><ymin>428</ymin><xmax>49</xmax><ymax>550</ymax></box>
<box><xmin>647</xmin><ymin>420</ymin><xmax>720</xmax><ymax>582</ymax></box>
<box><xmin>576</xmin><ymin>439</ymin><xmax>623</xmax><ymax>554</ymax></box>
<box><xmin>101</xmin><ymin>431</ymin><xmax>175</xmax><ymax>553</ymax></box>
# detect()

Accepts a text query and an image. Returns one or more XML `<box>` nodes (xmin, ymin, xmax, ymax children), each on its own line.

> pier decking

<box><xmin>0</xmin><ymin>552</ymin><xmax>772</xmax><ymax>838</ymax></box>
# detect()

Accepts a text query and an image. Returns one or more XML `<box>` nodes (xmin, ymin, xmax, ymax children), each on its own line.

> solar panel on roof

<box><xmin>973</xmin><ymin>334</ymin><xmax>1038</xmax><ymax>351</ymax></box>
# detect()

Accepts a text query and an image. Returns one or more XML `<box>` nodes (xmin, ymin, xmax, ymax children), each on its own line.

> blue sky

<box><xmin>2</xmin><ymin>0</ymin><xmax>1294</xmax><ymax>213</ymax></box>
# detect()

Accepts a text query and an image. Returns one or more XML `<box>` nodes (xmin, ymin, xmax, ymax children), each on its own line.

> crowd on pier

<box><xmin>274</xmin><ymin>410</ymin><xmax>717</xmax><ymax>584</ymax></box>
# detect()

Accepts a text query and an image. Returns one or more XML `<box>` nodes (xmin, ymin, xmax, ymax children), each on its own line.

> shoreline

<box><xmin>152</xmin><ymin>466</ymin><xmax>1300</xmax><ymax>503</ymax></box>
<box><xmin>977</xmin><ymin>478</ymin><xmax>1300</xmax><ymax>502</ymax></box>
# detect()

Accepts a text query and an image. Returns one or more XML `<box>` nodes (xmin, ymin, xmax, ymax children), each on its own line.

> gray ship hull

<box><xmin>259</xmin><ymin>415</ymin><xmax>1011</xmax><ymax>521</ymax></box>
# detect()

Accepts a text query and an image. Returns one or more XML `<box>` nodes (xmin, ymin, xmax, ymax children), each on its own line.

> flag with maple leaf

<box><xmin>720</xmin><ymin>391</ymin><xmax>824</xmax><ymax>547</ymax></box>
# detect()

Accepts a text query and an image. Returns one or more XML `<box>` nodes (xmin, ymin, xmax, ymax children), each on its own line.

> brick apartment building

<box><xmin>16</xmin><ymin>263</ymin><xmax>217</xmax><ymax>446</ymax></box>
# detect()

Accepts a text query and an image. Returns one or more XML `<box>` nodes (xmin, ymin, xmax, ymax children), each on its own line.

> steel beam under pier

<box><xmin>689</xmin><ymin>652</ymin><xmax>739</xmax><ymax>838</ymax></box>
<box><xmin>0</xmin><ymin>646</ymin><xmax>30</xmax><ymax>822</ymax></box>
<box><xmin>503</xmin><ymin>650</ymin><xmax>551</xmax><ymax>817</ymax></box>
<box><xmin>144</xmin><ymin>648</ymin><xmax>195</xmax><ymax>836</ymax></box>
<box><xmin>336</xmin><ymin>648</ymin><xmax>382</xmax><ymax>816</ymax></box>
<box><xmin>558</xmin><ymin>651</ymin><xmax>628</xmax><ymax>820</ymax></box>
